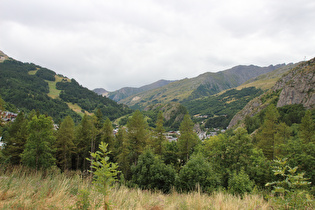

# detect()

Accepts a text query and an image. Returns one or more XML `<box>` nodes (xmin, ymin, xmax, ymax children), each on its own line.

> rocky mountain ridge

<box><xmin>108</xmin><ymin>79</ymin><xmax>175</xmax><ymax>102</ymax></box>
<box><xmin>228</xmin><ymin>57</ymin><xmax>315</xmax><ymax>129</ymax></box>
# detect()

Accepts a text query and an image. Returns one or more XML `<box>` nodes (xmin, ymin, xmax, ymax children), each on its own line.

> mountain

<box><xmin>0</xmin><ymin>52</ymin><xmax>131</xmax><ymax>123</ymax></box>
<box><xmin>228</xmin><ymin>57</ymin><xmax>315</xmax><ymax>129</ymax></box>
<box><xmin>236</xmin><ymin>63</ymin><xmax>299</xmax><ymax>90</ymax></box>
<box><xmin>93</xmin><ymin>88</ymin><xmax>109</xmax><ymax>97</ymax></box>
<box><xmin>103</xmin><ymin>79</ymin><xmax>175</xmax><ymax>102</ymax></box>
<box><xmin>119</xmin><ymin>64</ymin><xmax>287</xmax><ymax>109</ymax></box>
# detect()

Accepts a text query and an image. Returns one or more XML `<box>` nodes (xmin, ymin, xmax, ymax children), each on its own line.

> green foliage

<box><xmin>184</xmin><ymin>87</ymin><xmax>263</xmax><ymax>129</ymax></box>
<box><xmin>102</xmin><ymin>118</ymin><xmax>115</xmax><ymax>154</ymax></box>
<box><xmin>115</xmin><ymin>127</ymin><xmax>131</xmax><ymax>179</ymax></box>
<box><xmin>0</xmin><ymin>60</ymin><xmax>81</xmax><ymax>123</ymax></box>
<box><xmin>299</xmin><ymin>110</ymin><xmax>315</xmax><ymax>143</ymax></box>
<box><xmin>152</xmin><ymin>111</ymin><xmax>167</xmax><ymax>155</ymax></box>
<box><xmin>228</xmin><ymin>169</ymin><xmax>254</xmax><ymax>196</ymax></box>
<box><xmin>127</xmin><ymin>110</ymin><xmax>149</xmax><ymax>165</ymax></box>
<box><xmin>75</xmin><ymin>189</ymin><xmax>91</xmax><ymax>210</ymax></box>
<box><xmin>35</xmin><ymin>68</ymin><xmax>56</xmax><ymax>81</ymax></box>
<box><xmin>57</xmin><ymin>79</ymin><xmax>131</xmax><ymax>120</ymax></box>
<box><xmin>21</xmin><ymin>114</ymin><xmax>56</xmax><ymax>170</ymax></box>
<box><xmin>178</xmin><ymin>114</ymin><xmax>199</xmax><ymax>162</ymax></box>
<box><xmin>266</xmin><ymin>158</ymin><xmax>314</xmax><ymax>209</ymax></box>
<box><xmin>256</xmin><ymin>104</ymin><xmax>280</xmax><ymax>160</ymax></box>
<box><xmin>203</xmin><ymin>128</ymin><xmax>270</xmax><ymax>188</ymax></box>
<box><xmin>162</xmin><ymin>141</ymin><xmax>180</xmax><ymax>170</ymax></box>
<box><xmin>131</xmin><ymin>150</ymin><xmax>176</xmax><ymax>193</ymax></box>
<box><xmin>75</xmin><ymin>114</ymin><xmax>96</xmax><ymax>171</ymax></box>
<box><xmin>177</xmin><ymin>153</ymin><xmax>220</xmax><ymax>193</ymax></box>
<box><xmin>2</xmin><ymin>112</ymin><xmax>28</xmax><ymax>165</ymax></box>
<box><xmin>278</xmin><ymin>104</ymin><xmax>305</xmax><ymax>126</ymax></box>
<box><xmin>87</xmin><ymin>142</ymin><xmax>119</xmax><ymax>209</ymax></box>
<box><xmin>55</xmin><ymin>115</ymin><xmax>75</xmax><ymax>171</ymax></box>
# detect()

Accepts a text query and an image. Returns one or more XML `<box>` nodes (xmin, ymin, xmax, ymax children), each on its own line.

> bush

<box><xmin>266</xmin><ymin>158</ymin><xmax>314</xmax><ymax>209</ymax></box>
<box><xmin>228</xmin><ymin>168</ymin><xmax>254</xmax><ymax>196</ymax></box>
<box><xmin>177</xmin><ymin>153</ymin><xmax>220</xmax><ymax>193</ymax></box>
<box><xmin>131</xmin><ymin>150</ymin><xmax>176</xmax><ymax>193</ymax></box>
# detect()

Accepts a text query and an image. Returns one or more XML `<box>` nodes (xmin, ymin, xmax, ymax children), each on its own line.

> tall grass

<box><xmin>0</xmin><ymin>165</ymin><xmax>272</xmax><ymax>209</ymax></box>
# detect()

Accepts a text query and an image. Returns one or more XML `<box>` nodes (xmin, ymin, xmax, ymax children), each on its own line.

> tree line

<box><xmin>1</xmin><ymin>100</ymin><xmax>314</xmax><ymax>196</ymax></box>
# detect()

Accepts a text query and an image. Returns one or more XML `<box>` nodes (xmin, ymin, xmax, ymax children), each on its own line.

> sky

<box><xmin>1</xmin><ymin>0</ymin><xmax>315</xmax><ymax>91</ymax></box>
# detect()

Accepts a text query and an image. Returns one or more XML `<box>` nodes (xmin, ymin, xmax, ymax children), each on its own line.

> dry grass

<box><xmin>236</xmin><ymin>78</ymin><xmax>278</xmax><ymax>91</ymax></box>
<box><xmin>0</xmin><ymin>166</ymin><xmax>272</xmax><ymax>210</ymax></box>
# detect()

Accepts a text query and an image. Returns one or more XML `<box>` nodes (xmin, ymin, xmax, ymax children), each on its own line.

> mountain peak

<box><xmin>93</xmin><ymin>88</ymin><xmax>109</xmax><ymax>97</ymax></box>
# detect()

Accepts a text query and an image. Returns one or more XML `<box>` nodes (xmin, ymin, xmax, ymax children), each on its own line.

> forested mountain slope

<box><xmin>119</xmin><ymin>64</ymin><xmax>286</xmax><ymax>109</ymax></box>
<box><xmin>228</xmin><ymin>57</ymin><xmax>315</xmax><ymax>129</ymax></box>
<box><xmin>0</xmin><ymin>54</ymin><xmax>131</xmax><ymax>123</ymax></box>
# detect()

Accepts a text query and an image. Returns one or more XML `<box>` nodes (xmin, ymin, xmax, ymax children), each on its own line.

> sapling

<box><xmin>265</xmin><ymin>157</ymin><xmax>313</xmax><ymax>209</ymax></box>
<box><xmin>87</xmin><ymin>142</ymin><xmax>119</xmax><ymax>210</ymax></box>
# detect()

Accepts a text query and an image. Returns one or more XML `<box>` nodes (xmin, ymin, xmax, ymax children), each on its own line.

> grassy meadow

<box><xmin>0</xmin><ymin>166</ymin><xmax>274</xmax><ymax>210</ymax></box>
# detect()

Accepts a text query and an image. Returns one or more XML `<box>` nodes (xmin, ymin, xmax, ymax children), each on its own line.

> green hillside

<box><xmin>183</xmin><ymin>87</ymin><xmax>264</xmax><ymax>129</ymax></box>
<box><xmin>0</xmin><ymin>59</ymin><xmax>131</xmax><ymax>123</ymax></box>
<box><xmin>119</xmin><ymin>64</ymin><xmax>286</xmax><ymax>109</ymax></box>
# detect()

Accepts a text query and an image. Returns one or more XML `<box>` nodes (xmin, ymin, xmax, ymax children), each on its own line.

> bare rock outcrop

<box><xmin>273</xmin><ymin>58</ymin><xmax>315</xmax><ymax>109</ymax></box>
<box><xmin>228</xmin><ymin>57</ymin><xmax>315</xmax><ymax>129</ymax></box>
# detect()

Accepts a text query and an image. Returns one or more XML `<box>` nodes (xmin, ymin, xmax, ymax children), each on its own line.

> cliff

<box><xmin>228</xmin><ymin>57</ymin><xmax>315</xmax><ymax>129</ymax></box>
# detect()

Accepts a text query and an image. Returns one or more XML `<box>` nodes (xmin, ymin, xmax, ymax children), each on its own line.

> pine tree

<box><xmin>21</xmin><ymin>114</ymin><xmax>56</xmax><ymax>170</ymax></box>
<box><xmin>56</xmin><ymin>115</ymin><xmax>75</xmax><ymax>171</ymax></box>
<box><xmin>178</xmin><ymin>114</ymin><xmax>199</xmax><ymax>162</ymax></box>
<box><xmin>127</xmin><ymin>110</ymin><xmax>149</xmax><ymax>165</ymax></box>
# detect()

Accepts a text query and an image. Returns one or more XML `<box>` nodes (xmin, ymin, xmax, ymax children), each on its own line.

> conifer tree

<box><xmin>178</xmin><ymin>113</ymin><xmax>199</xmax><ymax>162</ymax></box>
<box><xmin>127</xmin><ymin>110</ymin><xmax>149</xmax><ymax>165</ymax></box>
<box><xmin>115</xmin><ymin>127</ymin><xmax>131</xmax><ymax>179</ymax></box>
<box><xmin>21</xmin><ymin>114</ymin><xmax>56</xmax><ymax>170</ymax></box>
<box><xmin>0</xmin><ymin>95</ymin><xmax>4</xmax><ymax>111</ymax></box>
<box><xmin>2</xmin><ymin>112</ymin><xmax>28</xmax><ymax>164</ymax></box>
<box><xmin>102</xmin><ymin>118</ymin><xmax>114</xmax><ymax>153</ymax></box>
<box><xmin>94</xmin><ymin>109</ymin><xmax>104</xmax><ymax>154</ymax></box>
<box><xmin>256</xmin><ymin>104</ymin><xmax>280</xmax><ymax>160</ymax></box>
<box><xmin>56</xmin><ymin>115</ymin><xmax>75</xmax><ymax>171</ymax></box>
<box><xmin>299</xmin><ymin>110</ymin><xmax>315</xmax><ymax>144</ymax></box>
<box><xmin>75</xmin><ymin>114</ymin><xmax>95</xmax><ymax>170</ymax></box>
<box><xmin>153</xmin><ymin>111</ymin><xmax>166</xmax><ymax>156</ymax></box>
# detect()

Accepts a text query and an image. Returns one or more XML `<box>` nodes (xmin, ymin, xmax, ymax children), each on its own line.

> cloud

<box><xmin>1</xmin><ymin>0</ymin><xmax>314</xmax><ymax>91</ymax></box>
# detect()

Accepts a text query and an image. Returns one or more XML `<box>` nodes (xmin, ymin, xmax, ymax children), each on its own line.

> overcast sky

<box><xmin>1</xmin><ymin>0</ymin><xmax>314</xmax><ymax>91</ymax></box>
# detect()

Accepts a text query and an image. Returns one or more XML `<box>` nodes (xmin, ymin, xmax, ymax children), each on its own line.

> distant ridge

<box><xmin>93</xmin><ymin>88</ymin><xmax>109</xmax><ymax>97</ymax></box>
<box><xmin>94</xmin><ymin>79</ymin><xmax>176</xmax><ymax>101</ymax></box>
<box><xmin>118</xmin><ymin>64</ymin><xmax>287</xmax><ymax>109</ymax></box>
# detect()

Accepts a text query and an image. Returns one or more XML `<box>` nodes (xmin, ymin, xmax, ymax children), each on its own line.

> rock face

<box><xmin>273</xmin><ymin>58</ymin><xmax>315</xmax><ymax>109</ymax></box>
<box><xmin>228</xmin><ymin>57</ymin><xmax>315</xmax><ymax>129</ymax></box>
